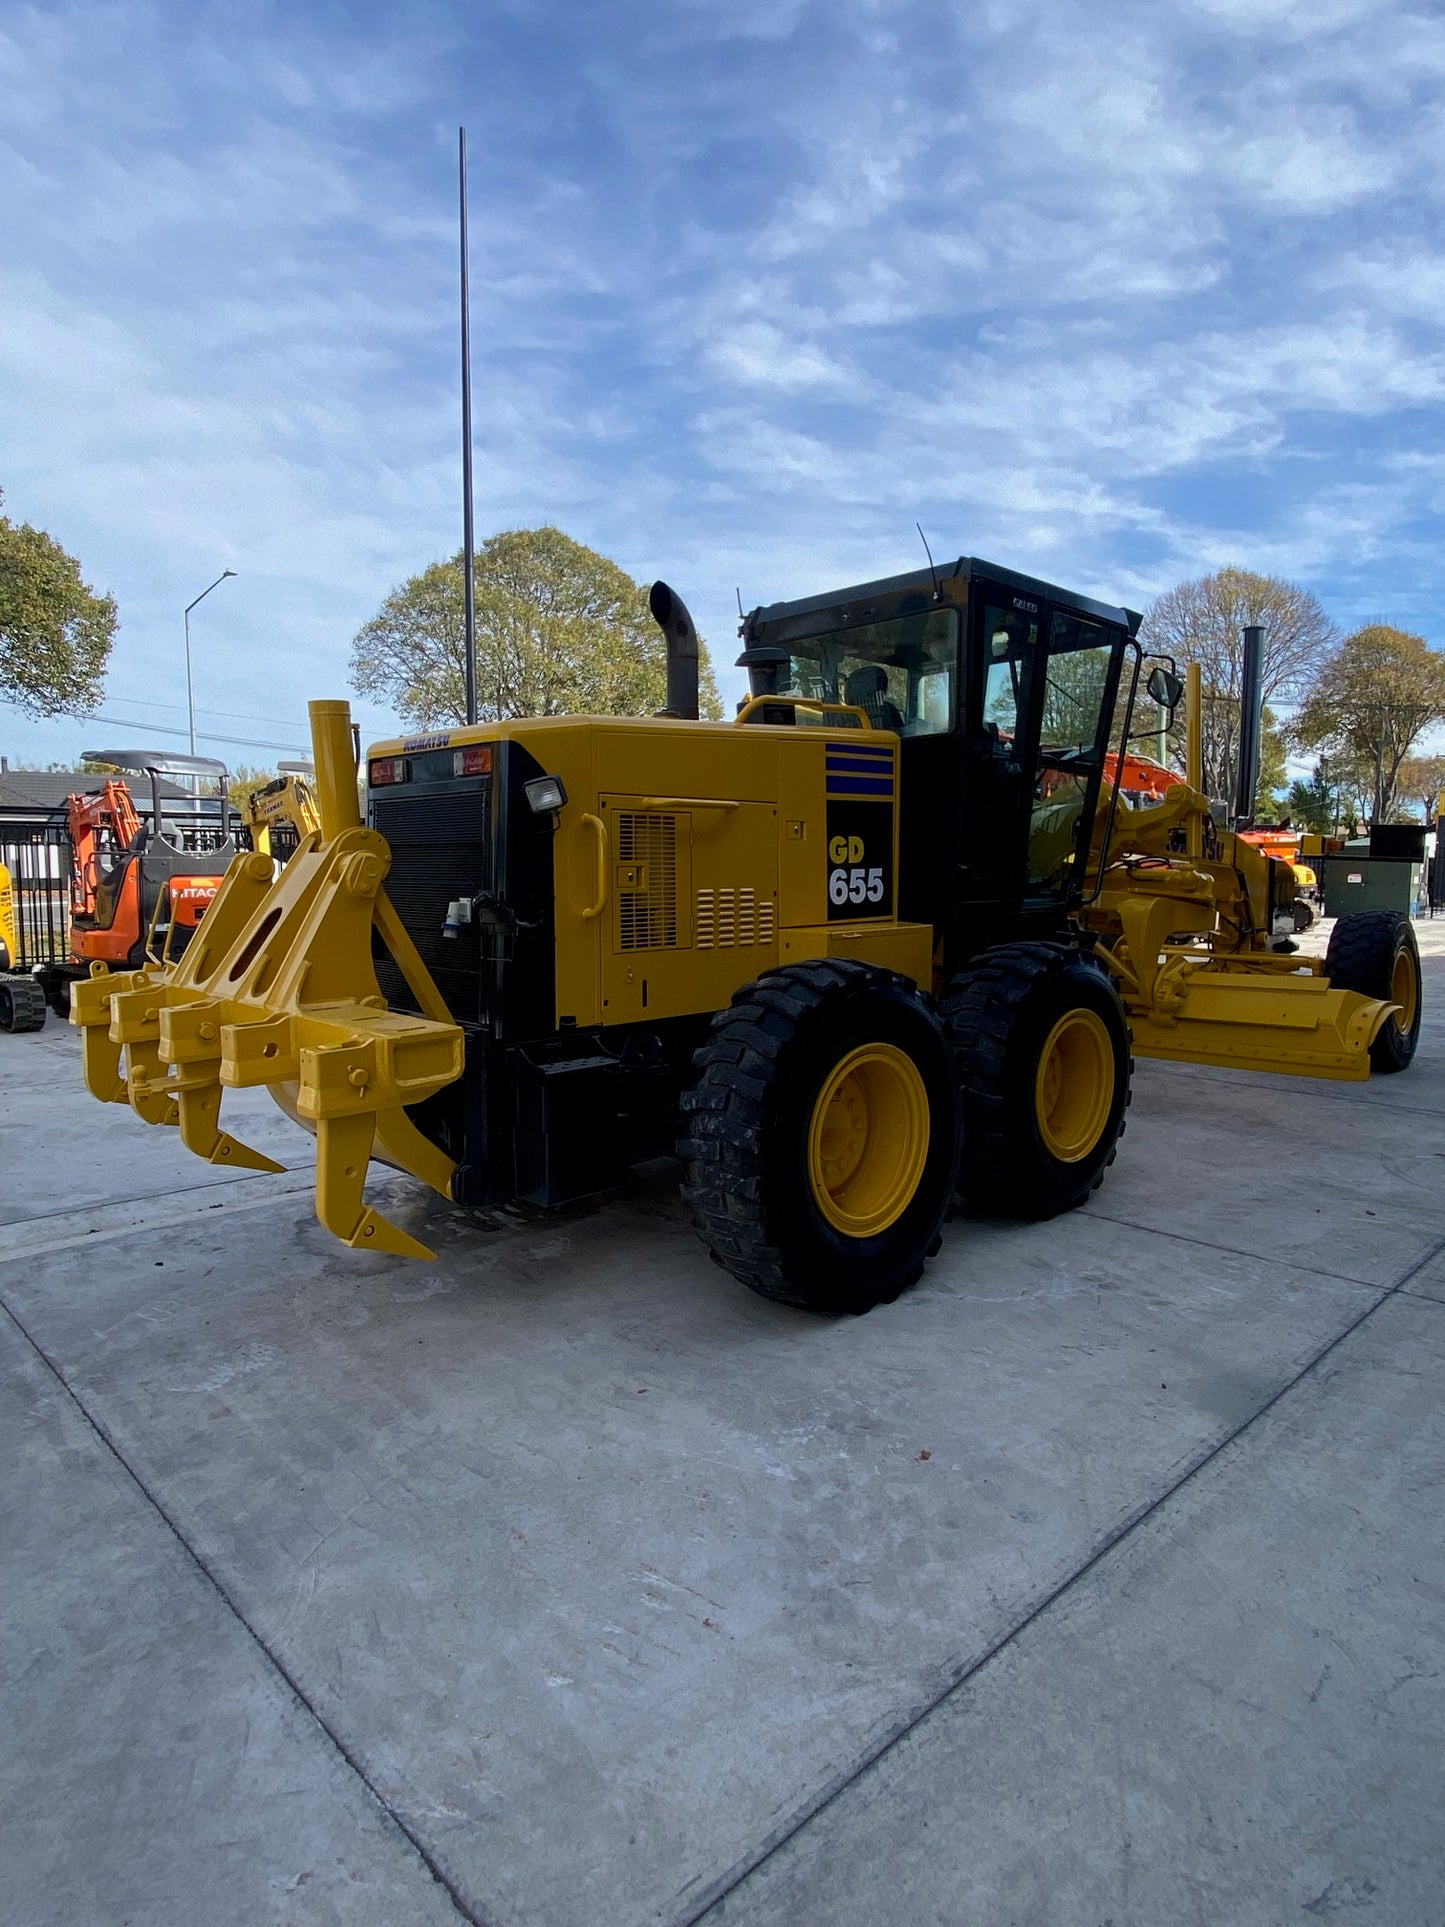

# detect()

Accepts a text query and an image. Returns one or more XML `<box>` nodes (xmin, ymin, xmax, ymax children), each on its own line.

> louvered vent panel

<box><xmin>616</xmin><ymin>813</ymin><xmax>679</xmax><ymax>950</ymax></box>
<box><xmin>695</xmin><ymin>885</ymin><xmax>775</xmax><ymax>947</ymax></box>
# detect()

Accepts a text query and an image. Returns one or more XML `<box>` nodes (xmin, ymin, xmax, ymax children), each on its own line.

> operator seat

<box><xmin>843</xmin><ymin>664</ymin><xmax>904</xmax><ymax>731</ymax></box>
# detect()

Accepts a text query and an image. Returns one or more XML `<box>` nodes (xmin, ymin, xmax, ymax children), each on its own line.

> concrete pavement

<box><xmin>3</xmin><ymin>920</ymin><xmax>1443</xmax><ymax>1926</ymax></box>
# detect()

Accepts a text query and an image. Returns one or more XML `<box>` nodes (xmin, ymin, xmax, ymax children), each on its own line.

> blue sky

<box><xmin>3</xmin><ymin>0</ymin><xmax>1443</xmax><ymax>772</ymax></box>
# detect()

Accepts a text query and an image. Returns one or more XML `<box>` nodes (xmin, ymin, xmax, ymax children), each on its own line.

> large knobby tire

<box><xmin>678</xmin><ymin>960</ymin><xmax>961</xmax><ymax>1314</ymax></box>
<box><xmin>943</xmin><ymin>944</ymin><xmax>1131</xmax><ymax>1218</ymax></box>
<box><xmin>0</xmin><ymin>974</ymin><xmax>48</xmax><ymax>1034</ymax></box>
<box><xmin>1326</xmin><ymin>910</ymin><xmax>1422</xmax><ymax>1073</ymax></box>
<box><xmin>44</xmin><ymin>967</ymin><xmax>80</xmax><ymax>1021</ymax></box>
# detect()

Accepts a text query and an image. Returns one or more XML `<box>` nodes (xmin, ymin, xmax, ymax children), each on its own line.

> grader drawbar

<box><xmin>71</xmin><ymin>559</ymin><xmax>1423</xmax><ymax>1310</ymax></box>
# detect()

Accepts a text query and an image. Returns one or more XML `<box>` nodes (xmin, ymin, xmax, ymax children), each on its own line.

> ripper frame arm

<box><xmin>71</xmin><ymin>702</ymin><xmax>465</xmax><ymax>1260</ymax></box>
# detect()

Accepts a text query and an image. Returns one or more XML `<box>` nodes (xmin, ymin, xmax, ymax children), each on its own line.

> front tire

<box><xmin>678</xmin><ymin>960</ymin><xmax>960</xmax><ymax>1314</ymax></box>
<box><xmin>1326</xmin><ymin>910</ymin><xmax>1422</xmax><ymax>1073</ymax></box>
<box><xmin>943</xmin><ymin>944</ymin><xmax>1131</xmax><ymax>1218</ymax></box>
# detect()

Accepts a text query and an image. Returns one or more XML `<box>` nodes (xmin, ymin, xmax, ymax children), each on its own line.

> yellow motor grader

<box><xmin>71</xmin><ymin>557</ymin><xmax>1422</xmax><ymax>1312</ymax></box>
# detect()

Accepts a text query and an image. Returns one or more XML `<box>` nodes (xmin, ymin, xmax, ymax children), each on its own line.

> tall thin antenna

<box><xmin>916</xmin><ymin>522</ymin><xmax>940</xmax><ymax>599</ymax></box>
<box><xmin>735</xmin><ymin>587</ymin><xmax>745</xmax><ymax>621</ymax></box>
<box><xmin>459</xmin><ymin>127</ymin><xmax>478</xmax><ymax>727</ymax></box>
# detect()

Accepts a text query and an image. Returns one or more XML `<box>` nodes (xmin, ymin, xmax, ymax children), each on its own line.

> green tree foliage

<box><xmin>351</xmin><ymin>526</ymin><xmax>722</xmax><ymax>727</ymax></box>
<box><xmin>226</xmin><ymin>764</ymin><xmax>277</xmax><ymax>813</ymax></box>
<box><xmin>1139</xmin><ymin>568</ymin><xmax>1334</xmax><ymax>801</ymax></box>
<box><xmin>1286</xmin><ymin>764</ymin><xmax>1337</xmax><ymax>836</ymax></box>
<box><xmin>1257</xmin><ymin>706</ymin><xmax>1288</xmax><ymax>813</ymax></box>
<box><xmin>1283</xmin><ymin>754</ymin><xmax>1370</xmax><ymax>835</ymax></box>
<box><xmin>0</xmin><ymin>488</ymin><xmax>118</xmax><ymax>717</ymax></box>
<box><xmin>1393</xmin><ymin>752</ymin><xmax>1445</xmax><ymax>823</ymax></box>
<box><xmin>1290</xmin><ymin>625</ymin><xmax>1445</xmax><ymax>825</ymax></box>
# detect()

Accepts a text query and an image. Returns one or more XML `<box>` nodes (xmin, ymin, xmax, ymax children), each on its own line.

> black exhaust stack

<box><xmin>1234</xmin><ymin>623</ymin><xmax>1265</xmax><ymax>827</ymax></box>
<box><xmin>650</xmin><ymin>580</ymin><xmax>700</xmax><ymax>720</ymax></box>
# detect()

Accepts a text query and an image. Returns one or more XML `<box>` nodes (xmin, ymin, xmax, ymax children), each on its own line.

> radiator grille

<box><xmin>616</xmin><ymin>813</ymin><xmax>678</xmax><ymax>950</ymax></box>
<box><xmin>371</xmin><ymin>787</ymin><xmax>488</xmax><ymax>1017</ymax></box>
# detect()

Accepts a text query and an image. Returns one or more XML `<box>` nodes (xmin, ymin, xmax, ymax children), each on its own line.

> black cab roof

<box><xmin>739</xmin><ymin>555</ymin><xmax>1141</xmax><ymax>663</ymax></box>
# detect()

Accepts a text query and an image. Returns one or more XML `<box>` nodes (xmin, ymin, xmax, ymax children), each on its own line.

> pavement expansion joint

<box><xmin>2</xmin><ymin>1166</ymin><xmax>274</xmax><ymax>1231</ymax></box>
<box><xmin>1075</xmin><ymin>1204</ymin><xmax>1384</xmax><ymax>1293</ymax></box>
<box><xmin>0</xmin><ymin>1178</ymin><xmax>318</xmax><ymax>1263</ymax></box>
<box><xmin>0</xmin><ymin>1287</ymin><xmax>489</xmax><ymax>1927</ymax></box>
<box><xmin>679</xmin><ymin>1228</ymin><xmax>1445</xmax><ymax>1927</ymax></box>
<box><xmin>1175</xmin><ymin>1069</ymin><xmax>1445</xmax><ymax>1123</ymax></box>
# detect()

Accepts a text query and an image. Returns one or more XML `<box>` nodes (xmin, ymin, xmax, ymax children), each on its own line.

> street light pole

<box><xmin>459</xmin><ymin>126</ymin><xmax>478</xmax><ymax>727</ymax></box>
<box><xmin>184</xmin><ymin>570</ymin><xmax>237</xmax><ymax>757</ymax></box>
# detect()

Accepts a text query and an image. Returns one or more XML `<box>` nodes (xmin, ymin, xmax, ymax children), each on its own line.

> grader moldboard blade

<box><xmin>71</xmin><ymin>701</ymin><xmax>465</xmax><ymax>1259</ymax></box>
<box><xmin>1093</xmin><ymin>880</ymin><xmax>1397</xmax><ymax>1082</ymax></box>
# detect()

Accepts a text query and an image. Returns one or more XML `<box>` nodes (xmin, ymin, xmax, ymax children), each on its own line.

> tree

<box><xmin>1258</xmin><ymin>707</ymin><xmax>1288</xmax><ymax>813</ymax></box>
<box><xmin>1289</xmin><ymin>625</ymin><xmax>1445</xmax><ymax>825</ymax></box>
<box><xmin>1394</xmin><ymin>752</ymin><xmax>1445</xmax><ymax>823</ymax></box>
<box><xmin>0</xmin><ymin>488</ymin><xmax>117</xmax><ymax>717</ymax></box>
<box><xmin>1286</xmin><ymin>764</ymin><xmax>1337</xmax><ymax>836</ymax></box>
<box><xmin>351</xmin><ymin>526</ymin><xmax>722</xmax><ymax>727</ymax></box>
<box><xmin>1139</xmin><ymin>568</ymin><xmax>1335</xmax><ymax>801</ymax></box>
<box><xmin>226</xmin><ymin>764</ymin><xmax>276</xmax><ymax>813</ymax></box>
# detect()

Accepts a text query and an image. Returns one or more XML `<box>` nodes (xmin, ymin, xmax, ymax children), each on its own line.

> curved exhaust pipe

<box><xmin>650</xmin><ymin>580</ymin><xmax>700</xmax><ymax>721</ymax></box>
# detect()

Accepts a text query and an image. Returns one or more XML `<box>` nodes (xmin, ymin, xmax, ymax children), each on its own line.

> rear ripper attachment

<box><xmin>71</xmin><ymin>702</ymin><xmax>465</xmax><ymax>1259</ymax></box>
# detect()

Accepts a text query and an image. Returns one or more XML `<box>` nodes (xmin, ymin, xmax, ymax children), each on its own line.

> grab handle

<box><xmin>580</xmin><ymin>813</ymin><xmax>608</xmax><ymax>921</ymax></box>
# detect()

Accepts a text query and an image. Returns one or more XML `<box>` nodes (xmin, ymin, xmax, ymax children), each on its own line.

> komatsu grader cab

<box><xmin>72</xmin><ymin>557</ymin><xmax>1423</xmax><ymax>1313</ymax></box>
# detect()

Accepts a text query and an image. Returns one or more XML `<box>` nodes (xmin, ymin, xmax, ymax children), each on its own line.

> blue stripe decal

<box><xmin>826</xmin><ymin>776</ymin><xmax>894</xmax><ymax>797</ymax></box>
<box><xmin>826</xmin><ymin>751</ymin><xmax>896</xmax><ymax>768</ymax></box>
<box><xmin>826</xmin><ymin>744</ymin><xmax>893</xmax><ymax>760</ymax></box>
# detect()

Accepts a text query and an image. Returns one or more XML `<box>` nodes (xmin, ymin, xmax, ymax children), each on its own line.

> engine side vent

<box><xmin>616</xmin><ymin>813</ymin><xmax>679</xmax><ymax>950</ymax></box>
<box><xmin>695</xmin><ymin>886</ymin><xmax>775</xmax><ymax>948</ymax></box>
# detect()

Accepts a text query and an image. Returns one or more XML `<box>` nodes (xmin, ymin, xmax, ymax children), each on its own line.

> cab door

<box><xmin>955</xmin><ymin>586</ymin><xmax>1127</xmax><ymax>946</ymax></box>
<box><xmin>959</xmin><ymin>581</ymin><xmax>1046</xmax><ymax>916</ymax></box>
<box><xmin>1024</xmin><ymin>610</ymin><xmax>1126</xmax><ymax>908</ymax></box>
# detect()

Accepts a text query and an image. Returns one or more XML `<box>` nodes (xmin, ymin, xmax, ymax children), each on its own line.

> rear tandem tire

<box><xmin>1325</xmin><ymin>910</ymin><xmax>1422</xmax><ymax>1073</ymax></box>
<box><xmin>678</xmin><ymin>959</ymin><xmax>961</xmax><ymax>1315</ymax></box>
<box><xmin>43</xmin><ymin>967</ymin><xmax>78</xmax><ymax>1020</ymax></box>
<box><xmin>942</xmin><ymin>943</ymin><xmax>1132</xmax><ymax>1219</ymax></box>
<box><xmin>0</xmin><ymin>974</ymin><xmax>48</xmax><ymax>1034</ymax></box>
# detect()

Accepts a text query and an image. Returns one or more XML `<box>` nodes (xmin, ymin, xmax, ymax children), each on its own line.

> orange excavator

<box><xmin>38</xmin><ymin>750</ymin><xmax>238</xmax><ymax>1019</ymax></box>
<box><xmin>1104</xmin><ymin>749</ymin><xmax>1183</xmax><ymax>801</ymax></box>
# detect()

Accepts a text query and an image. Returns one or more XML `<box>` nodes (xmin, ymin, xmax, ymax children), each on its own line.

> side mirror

<box><xmin>1146</xmin><ymin>665</ymin><xmax>1184</xmax><ymax>712</ymax></box>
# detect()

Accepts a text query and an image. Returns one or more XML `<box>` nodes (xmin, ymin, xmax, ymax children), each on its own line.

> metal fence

<box><xmin>1</xmin><ymin>825</ymin><xmax>70</xmax><ymax>969</ymax></box>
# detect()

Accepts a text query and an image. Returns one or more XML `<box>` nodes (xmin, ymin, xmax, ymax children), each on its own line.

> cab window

<box><xmin>1027</xmin><ymin>611</ymin><xmax>1120</xmax><ymax>900</ymax></box>
<box><xmin>780</xmin><ymin>608</ymin><xmax>958</xmax><ymax>735</ymax></box>
<box><xmin>981</xmin><ymin>603</ymin><xmax>1039</xmax><ymax>750</ymax></box>
<box><xmin>1038</xmin><ymin>612</ymin><xmax>1115</xmax><ymax>753</ymax></box>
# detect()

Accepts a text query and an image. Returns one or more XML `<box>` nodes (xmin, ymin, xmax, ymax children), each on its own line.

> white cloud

<box><xmin>2</xmin><ymin>0</ymin><xmax>1443</xmax><ymax>772</ymax></box>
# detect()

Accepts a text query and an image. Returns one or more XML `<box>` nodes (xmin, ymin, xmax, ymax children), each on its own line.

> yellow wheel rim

<box><xmin>1035</xmin><ymin>1009</ymin><xmax>1114</xmax><ymax>1163</ymax></box>
<box><xmin>807</xmin><ymin>1043</ymin><xmax>930</xmax><ymax>1237</ymax></box>
<box><xmin>1392</xmin><ymin>947</ymin><xmax>1419</xmax><ymax>1033</ymax></box>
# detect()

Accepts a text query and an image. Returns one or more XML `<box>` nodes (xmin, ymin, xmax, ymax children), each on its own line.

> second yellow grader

<box><xmin>72</xmin><ymin>558</ymin><xmax>1422</xmax><ymax>1312</ymax></box>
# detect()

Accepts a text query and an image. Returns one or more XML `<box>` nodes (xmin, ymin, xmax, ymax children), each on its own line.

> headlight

<box><xmin>524</xmin><ymin>775</ymin><xmax>567</xmax><ymax>814</ymax></box>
